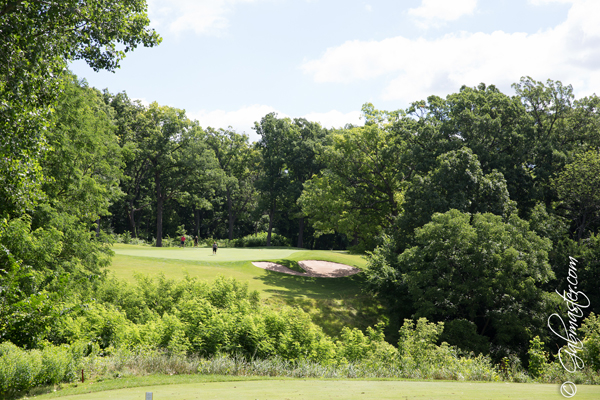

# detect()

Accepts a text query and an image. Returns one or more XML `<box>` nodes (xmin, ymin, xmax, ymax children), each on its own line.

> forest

<box><xmin>1</xmin><ymin>0</ymin><xmax>600</xmax><ymax>397</ymax></box>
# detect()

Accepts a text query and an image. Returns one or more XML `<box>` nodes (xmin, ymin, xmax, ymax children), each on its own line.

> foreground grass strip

<box><xmin>28</xmin><ymin>375</ymin><xmax>269</xmax><ymax>399</ymax></box>
<box><xmin>31</xmin><ymin>377</ymin><xmax>600</xmax><ymax>400</ymax></box>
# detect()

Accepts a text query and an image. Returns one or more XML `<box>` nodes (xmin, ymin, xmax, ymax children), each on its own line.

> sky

<box><xmin>69</xmin><ymin>0</ymin><xmax>600</xmax><ymax>142</ymax></box>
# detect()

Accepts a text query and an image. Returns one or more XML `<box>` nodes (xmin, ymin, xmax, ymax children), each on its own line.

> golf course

<box><xmin>21</xmin><ymin>244</ymin><xmax>580</xmax><ymax>400</ymax></box>
<box><xmin>108</xmin><ymin>244</ymin><xmax>382</xmax><ymax>337</ymax></box>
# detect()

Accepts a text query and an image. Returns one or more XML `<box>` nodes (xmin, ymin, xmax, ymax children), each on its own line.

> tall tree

<box><xmin>395</xmin><ymin>147</ymin><xmax>513</xmax><ymax>250</ymax></box>
<box><xmin>285</xmin><ymin>119</ymin><xmax>328</xmax><ymax>248</ymax></box>
<box><xmin>0</xmin><ymin>0</ymin><xmax>160</xmax><ymax>215</ymax></box>
<box><xmin>206</xmin><ymin>128</ymin><xmax>258</xmax><ymax>241</ymax></box>
<box><xmin>142</xmin><ymin>103</ymin><xmax>192</xmax><ymax>246</ymax></box>
<box><xmin>41</xmin><ymin>72</ymin><xmax>123</xmax><ymax>221</ymax></box>
<box><xmin>254</xmin><ymin>113</ymin><xmax>293</xmax><ymax>246</ymax></box>
<box><xmin>368</xmin><ymin>210</ymin><xmax>554</xmax><ymax>357</ymax></box>
<box><xmin>104</xmin><ymin>91</ymin><xmax>154</xmax><ymax>238</ymax></box>
<box><xmin>300</xmin><ymin>106</ymin><xmax>410</xmax><ymax>249</ymax></box>
<box><xmin>554</xmin><ymin>151</ymin><xmax>600</xmax><ymax>241</ymax></box>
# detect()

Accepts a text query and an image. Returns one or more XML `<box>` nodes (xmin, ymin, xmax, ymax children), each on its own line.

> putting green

<box><xmin>112</xmin><ymin>245</ymin><xmax>302</xmax><ymax>262</ymax></box>
<box><xmin>34</xmin><ymin>378</ymin><xmax>600</xmax><ymax>400</ymax></box>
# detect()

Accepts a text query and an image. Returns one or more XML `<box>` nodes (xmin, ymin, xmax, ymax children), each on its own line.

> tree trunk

<box><xmin>128</xmin><ymin>204</ymin><xmax>137</xmax><ymax>238</ymax></box>
<box><xmin>95</xmin><ymin>218</ymin><xmax>100</xmax><ymax>238</ymax></box>
<box><xmin>266</xmin><ymin>199</ymin><xmax>275</xmax><ymax>247</ymax></box>
<box><xmin>297</xmin><ymin>216</ymin><xmax>304</xmax><ymax>248</ymax></box>
<box><xmin>155</xmin><ymin>170</ymin><xmax>163</xmax><ymax>247</ymax></box>
<box><xmin>194</xmin><ymin>208</ymin><xmax>200</xmax><ymax>238</ymax></box>
<box><xmin>227</xmin><ymin>188</ymin><xmax>234</xmax><ymax>241</ymax></box>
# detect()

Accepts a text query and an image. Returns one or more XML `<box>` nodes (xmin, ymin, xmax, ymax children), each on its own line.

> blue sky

<box><xmin>69</xmin><ymin>0</ymin><xmax>598</xmax><ymax>142</ymax></box>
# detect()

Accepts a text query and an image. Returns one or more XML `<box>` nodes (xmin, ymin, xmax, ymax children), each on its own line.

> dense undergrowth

<box><xmin>1</xmin><ymin>274</ymin><xmax>599</xmax><ymax>399</ymax></box>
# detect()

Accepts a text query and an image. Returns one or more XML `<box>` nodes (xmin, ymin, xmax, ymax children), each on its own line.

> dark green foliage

<box><xmin>368</xmin><ymin>210</ymin><xmax>554</xmax><ymax>358</ymax></box>
<box><xmin>233</xmin><ymin>232</ymin><xmax>291</xmax><ymax>247</ymax></box>
<box><xmin>396</xmin><ymin>147</ymin><xmax>513</xmax><ymax>249</ymax></box>
<box><xmin>554</xmin><ymin>151</ymin><xmax>600</xmax><ymax>240</ymax></box>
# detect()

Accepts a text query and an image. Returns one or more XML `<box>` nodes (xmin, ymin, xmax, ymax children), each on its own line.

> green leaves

<box><xmin>0</xmin><ymin>0</ymin><xmax>160</xmax><ymax>215</ymax></box>
<box><xmin>399</xmin><ymin>210</ymin><xmax>552</xmax><ymax>353</ymax></box>
<box><xmin>554</xmin><ymin>151</ymin><xmax>600</xmax><ymax>240</ymax></box>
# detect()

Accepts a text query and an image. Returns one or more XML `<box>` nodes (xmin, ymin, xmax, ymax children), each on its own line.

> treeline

<box><xmin>4</xmin><ymin>70</ymin><xmax>600</xmax><ymax>364</ymax></box>
<box><xmin>101</xmin><ymin>86</ymin><xmax>339</xmax><ymax>249</ymax></box>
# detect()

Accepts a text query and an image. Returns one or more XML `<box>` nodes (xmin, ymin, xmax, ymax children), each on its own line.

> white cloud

<box><xmin>529</xmin><ymin>0</ymin><xmax>575</xmax><ymax>5</ymax></box>
<box><xmin>302</xmin><ymin>0</ymin><xmax>600</xmax><ymax>103</ymax></box>
<box><xmin>132</xmin><ymin>97</ymin><xmax>150</xmax><ymax>107</ymax></box>
<box><xmin>365</xmin><ymin>4</ymin><xmax>372</xmax><ymax>12</ymax></box>
<box><xmin>189</xmin><ymin>104</ymin><xmax>281</xmax><ymax>141</ymax></box>
<box><xmin>147</xmin><ymin>0</ymin><xmax>258</xmax><ymax>36</ymax></box>
<box><xmin>302</xmin><ymin>110</ymin><xmax>363</xmax><ymax>130</ymax></box>
<box><xmin>189</xmin><ymin>106</ymin><xmax>362</xmax><ymax>142</ymax></box>
<box><xmin>408</xmin><ymin>0</ymin><xmax>478</xmax><ymax>28</ymax></box>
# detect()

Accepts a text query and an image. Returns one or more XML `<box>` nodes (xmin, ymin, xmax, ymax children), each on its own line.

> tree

<box><xmin>554</xmin><ymin>151</ymin><xmax>600</xmax><ymax>241</ymax></box>
<box><xmin>104</xmin><ymin>91</ymin><xmax>157</xmax><ymax>238</ymax></box>
<box><xmin>42</xmin><ymin>72</ymin><xmax>123</xmax><ymax>223</ymax></box>
<box><xmin>205</xmin><ymin>128</ymin><xmax>259</xmax><ymax>241</ymax></box>
<box><xmin>284</xmin><ymin>119</ymin><xmax>328</xmax><ymax>248</ymax></box>
<box><xmin>254</xmin><ymin>113</ymin><xmax>293</xmax><ymax>246</ymax></box>
<box><xmin>442</xmin><ymin>84</ymin><xmax>535</xmax><ymax>213</ymax></box>
<box><xmin>141</xmin><ymin>103</ymin><xmax>205</xmax><ymax>247</ymax></box>
<box><xmin>395</xmin><ymin>147</ymin><xmax>513</xmax><ymax>249</ymax></box>
<box><xmin>367</xmin><ymin>209</ymin><xmax>554</xmax><ymax>356</ymax></box>
<box><xmin>0</xmin><ymin>0</ymin><xmax>160</xmax><ymax>215</ymax></box>
<box><xmin>299</xmin><ymin>108</ymin><xmax>410</xmax><ymax>249</ymax></box>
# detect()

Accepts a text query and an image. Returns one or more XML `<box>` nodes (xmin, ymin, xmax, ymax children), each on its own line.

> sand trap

<box><xmin>252</xmin><ymin>260</ymin><xmax>361</xmax><ymax>278</ymax></box>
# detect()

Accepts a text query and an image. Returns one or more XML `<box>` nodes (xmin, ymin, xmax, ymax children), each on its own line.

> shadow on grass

<box><xmin>255</xmin><ymin>261</ymin><xmax>385</xmax><ymax>338</ymax></box>
<box><xmin>254</xmin><ymin>259</ymin><xmax>364</xmax><ymax>298</ymax></box>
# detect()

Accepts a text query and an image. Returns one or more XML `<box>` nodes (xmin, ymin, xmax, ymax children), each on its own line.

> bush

<box><xmin>581</xmin><ymin>313</ymin><xmax>600</xmax><ymax>372</ymax></box>
<box><xmin>0</xmin><ymin>342</ymin><xmax>84</xmax><ymax>397</ymax></box>
<box><xmin>233</xmin><ymin>232</ymin><xmax>291</xmax><ymax>247</ymax></box>
<box><xmin>527</xmin><ymin>336</ymin><xmax>549</xmax><ymax>378</ymax></box>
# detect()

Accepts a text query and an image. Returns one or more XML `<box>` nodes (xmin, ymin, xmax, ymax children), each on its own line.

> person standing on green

<box><xmin>181</xmin><ymin>235</ymin><xmax>186</xmax><ymax>247</ymax></box>
<box><xmin>212</xmin><ymin>241</ymin><xmax>218</xmax><ymax>255</ymax></box>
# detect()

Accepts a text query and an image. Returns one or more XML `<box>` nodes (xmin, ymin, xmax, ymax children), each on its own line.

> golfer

<box><xmin>212</xmin><ymin>241</ymin><xmax>218</xmax><ymax>255</ymax></box>
<box><xmin>181</xmin><ymin>235</ymin><xmax>185</xmax><ymax>247</ymax></box>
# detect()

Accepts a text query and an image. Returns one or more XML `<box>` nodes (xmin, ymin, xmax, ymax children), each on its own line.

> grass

<box><xmin>109</xmin><ymin>244</ymin><xmax>383</xmax><ymax>336</ymax></box>
<box><xmin>30</xmin><ymin>375</ymin><xmax>600</xmax><ymax>400</ymax></box>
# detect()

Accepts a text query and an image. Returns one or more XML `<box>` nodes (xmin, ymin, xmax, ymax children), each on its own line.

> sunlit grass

<box><xmin>32</xmin><ymin>375</ymin><xmax>600</xmax><ymax>400</ymax></box>
<box><xmin>108</xmin><ymin>244</ymin><xmax>381</xmax><ymax>337</ymax></box>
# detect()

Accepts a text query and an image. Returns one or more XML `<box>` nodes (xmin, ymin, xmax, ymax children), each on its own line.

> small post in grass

<box><xmin>146</xmin><ymin>392</ymin><xmax>153</xmax><ymax>400</ymax></box>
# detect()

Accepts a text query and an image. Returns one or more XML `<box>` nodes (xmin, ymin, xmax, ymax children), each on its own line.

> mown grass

<box><xmin>109</xmin><ymin>245</ymin><xmax>381</xmax><ymax>337</ymax></box>
<box><xmin>29</xmin><ymin>376</ymin><xmax>600</xmax><ymax>400</ymax></box>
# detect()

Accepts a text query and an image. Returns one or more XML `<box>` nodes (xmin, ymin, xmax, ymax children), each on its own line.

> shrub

<box><xmin>233</xmin><ymin>232</ymin><xmax>291</xmax><ymax>247</ymax></box>
<box><xmin>0</xmin><ymin>341</ymin><xmax>84</xmax><ymax>397</ymax></box>
<box><xmin>580</xmin><ymin>313</ymin><xmax>600</xmax><ymax>372</ymax></box>
<box><xmin>527</xmin><ymin>336</ymin><xmax>549</xmax><ymax>378</ymax></box>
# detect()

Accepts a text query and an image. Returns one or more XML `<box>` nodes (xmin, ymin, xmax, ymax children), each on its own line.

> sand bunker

<box><xmin>252</xmin><ymin>260</ymin><xmax>360</xmax><ymax>278</ymax></box>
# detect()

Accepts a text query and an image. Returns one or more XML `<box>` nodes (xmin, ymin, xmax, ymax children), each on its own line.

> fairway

<box><xmin>108</xmin><ymin>244</ymin><xmax>381</xmax><ymax>336</ymax></box>
<box><xmin>108</xmin><ymin>245</ymin><xmax>368</xmax><ymax>299</ymax></box>
<box><xmin>33</xmin><ymin>377</ymin><xmax>600</xmax><ymax>400</ymax></box>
